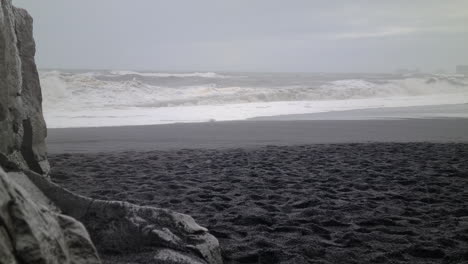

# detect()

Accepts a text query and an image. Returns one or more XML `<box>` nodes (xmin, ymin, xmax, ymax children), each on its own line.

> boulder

<box><xmin>0</xmin><ymin>167</ymin><xmax>101</xmax><ymax>264</ymax></box>
<box><xmin>26</xmin><ymin>169</ymin><xmax>222</xmax><ymax>264</ymax></box>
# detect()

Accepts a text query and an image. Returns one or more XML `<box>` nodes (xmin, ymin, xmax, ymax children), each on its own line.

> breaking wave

<box><xmin>40</xmin><ymin>70</ymin><xmax>468</xmax><ymax>112</ymax></box>
<box><xmin>108</xmin><ymin>70</ymin><xmax>228</xmax><ymax>78</ymax></box>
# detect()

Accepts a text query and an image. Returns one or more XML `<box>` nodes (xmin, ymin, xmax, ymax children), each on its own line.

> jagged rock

<box><xmin>0</xmin><ymin>0</ymin><xmax>24</xmax><ymax>170</ymax></box>
<box><xmin>3</xmin><ymin>167</ymin><xmax>223</xmax><ymax>264</ymax></box>
<box><xmin>26</xmin><ymin>169</ymin><xmax>223</xmax><ymax>264</ymax></box>
<box><xmin>0</xmin><ymin>0</ymin><xmax>49</xmax><ymax>175</ymax></box>
<box><xmin>0</xmin><ymin>167</ymin><xmax>101</xmax><ymax>264</ymax></box>
<box><xmin>14</xmin><ymin>7</ymin><xmax>49</xmax><ymax>175</ymax></box>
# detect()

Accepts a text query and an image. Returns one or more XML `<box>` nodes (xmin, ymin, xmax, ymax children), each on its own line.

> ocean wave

<box><xmin>39</xmin><ymin>71</ymin><xmax>468</xmax><ymax>113</ymax></box>
<box><xmin>108</xmin><ymin>70</ymin><xmax>228</xmax><ymax>78</ymax></box>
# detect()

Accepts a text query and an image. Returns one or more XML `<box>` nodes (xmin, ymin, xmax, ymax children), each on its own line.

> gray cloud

<box><xmin>13</xmin><ymin>0</ymin><xmax>468</xmax><ymax>73</ymax></box>
<box><xmin>332</xmin><ymin>26</ymin><xmax>468</xmax><ymax>39</ymax></box>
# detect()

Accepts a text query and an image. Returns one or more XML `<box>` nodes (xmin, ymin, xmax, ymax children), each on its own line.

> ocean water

<box><xmin>39</xmin><ymin>70</ymin><xmax>468</xmax><ymax>128</ymax></box>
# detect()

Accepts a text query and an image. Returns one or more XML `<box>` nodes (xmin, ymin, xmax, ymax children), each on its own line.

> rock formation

<box><xmin>26</xmin><ymin>169</ymin><xmax>222</xmax><ymax>264</ymax></box>
<box><xmin>0</xmin><ymin>1</ymin><xmax>49</xmax><ymax>175</ymax></box>
<box><xmin>0</xmin><ymin>167</ymin><xmax>101</xmax><ymax>264</ymax></box>
<box><xmin>0</xmin><ymin>0</ymin><xmax>222</xmax><ymax>263</ymax></box>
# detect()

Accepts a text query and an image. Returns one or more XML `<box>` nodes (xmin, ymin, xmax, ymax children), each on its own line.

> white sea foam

<box><xmin>39</xmin><ymin>70</ymin><xmax>468</xmax><ymax>128</ymax></box>
<box><xmin>108</xmin><ymin>70</ymin><xmax>227</xmax><ymax>78</ymax></box>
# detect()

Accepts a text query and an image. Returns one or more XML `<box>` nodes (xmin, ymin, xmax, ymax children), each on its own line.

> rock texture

<box><xmin>0</xmin><ymin>1</ymin><xmax>99</xmax><ymax>262</ymax></box>
<box><xmin>0</xmin><ymin>167</ymin><xmax>101</xmax><ymax>264</ymax></box>
<box><xmin>0</xmin><ymin>0</ymin><xmax>222</xmax><ymax>263</ymax></box>
<box><xmin>14</xmin><ymin>7</ymin><xmax>49</xmax><ymax>175</ymax></box>
<box><xmin>0</xmin><ymin>0</ymin><xmax>49</xmax><ymax>175</ymax></box>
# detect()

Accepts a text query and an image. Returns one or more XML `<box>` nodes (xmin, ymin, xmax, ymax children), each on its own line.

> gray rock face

<box><xmin>14</xmin><ymin>7</ymin><xmax>49</xmax><ymax>175</ymax></box>
<box><xmin>0</xmin><ymin>0</ymin><xmax>49</xmax><ymax>175</ymax></box>
<box><xmin>0</xmin><ymin>167</ymin><xmax>101</xmax><ymax>264</ymax></box>
<box><xmin>0</xmin><ymin>0</ymin><xmax>24</xmax><ymax>169</ymax></box>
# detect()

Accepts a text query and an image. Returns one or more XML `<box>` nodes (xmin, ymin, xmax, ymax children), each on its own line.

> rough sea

<box><xmin>39</xmin><ymin>70</ymin><xmax>468</xmax><ymax>128</ymax></box>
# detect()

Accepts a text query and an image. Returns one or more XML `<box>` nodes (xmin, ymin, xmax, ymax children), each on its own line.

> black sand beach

<box><xmin>47</xmin><ymin>119</ymin><xmax>468</xmax><ymax>264</ymax></box>
<box><xmin>4</xmin><ymin>0</ymin><xmax>468</xmax><ymax>262</ymax></box>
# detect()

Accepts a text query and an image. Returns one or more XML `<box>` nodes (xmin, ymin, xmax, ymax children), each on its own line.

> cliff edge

<box><xmin>0</xmin><ymin>2</ymin><xmax>48</xmax><ymax>175</ymax></box>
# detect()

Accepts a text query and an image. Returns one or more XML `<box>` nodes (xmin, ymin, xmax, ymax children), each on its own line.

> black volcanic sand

<box><xmin>49</xmin><ymin>143</ymin><xmax>468</xmax><ymax>264</ymax></box>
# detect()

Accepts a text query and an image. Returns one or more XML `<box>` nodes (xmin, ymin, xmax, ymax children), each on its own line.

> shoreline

<box><xmin>249</xmin><ymin>103</ymin><xmax>468</xmax><ymax>121</ymax></box>
<box><xmin>47</xmin><ymin>118</ymin><xmax>468</xmax><ymax>154</ymax></box>
<box><xmin>44</xmin><ymin>103</ymin><xmax>468</xmax><ymax>129</ymax></box>
<box><xmin>46</xmin><ymin>105</ymin><xmax>468</xmax><ymax>263</ymax></box>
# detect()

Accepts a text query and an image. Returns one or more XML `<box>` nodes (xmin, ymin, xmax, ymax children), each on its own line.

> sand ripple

<box><xmin>49</xmin><ymin>143</ymin><xmax>468</xmax><ymax>264</ymax></box>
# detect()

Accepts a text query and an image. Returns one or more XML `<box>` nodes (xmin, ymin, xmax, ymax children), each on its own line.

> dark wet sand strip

<box><xmin>47</xmin><ymin>119</ymin><xmax>468</xmax><ymax>153</ymax></box>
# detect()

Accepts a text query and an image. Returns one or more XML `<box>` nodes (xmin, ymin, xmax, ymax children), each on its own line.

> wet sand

<box><xmin>250</xmin><ymin>104</ymin><xmax>468</xmax><ymax>121</ymax></box>
<box><xmin>47</xmin><ymin>119</ymin><xmax>468</xmax><ymax>153</ymax></box>
<box><xmin>49</xmin><ymin>142</ymin><xmax>468</xmax><ymax>264</ymax></box>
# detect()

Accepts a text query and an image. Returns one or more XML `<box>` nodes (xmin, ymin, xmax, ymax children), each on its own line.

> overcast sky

<box><xmin>13</xmin><ymin>0</ymin><xmax>468</xmax><ymax>73</ymax></box>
